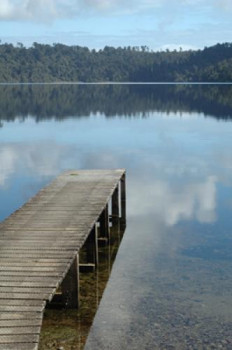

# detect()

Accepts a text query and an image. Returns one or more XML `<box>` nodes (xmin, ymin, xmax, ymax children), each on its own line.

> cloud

<box><xmin>217</xmin><ymin>0</ymin><xmax>232</xmax><ymax>11</ymax></box>
<box><xmin>84</xmin><ymin>0</ymin><xmax>120</xmax><ymax>11</ymax></box>
<box><xmin>0</xmin><ymin>0</ymin><xmax>14</xmax><ymax>18</ymax></box>
<box><xmin>0</xmin><ymin>0</ymin><xmax>55</xmax><ymax>21</ymax></box>
<box><xmin>0</xmin><ymin>0</ymin><xmax>75</xmax><ymax>21</ymax></box>
<box><xmin>0</xmin><ymin>0</ymin><xmax>154</xmax><ymax>21</ymax></box>
<box><xmin>0</xmin><ymin>0</ymin><xmax>231</xmax><ymax>22</ymax></box>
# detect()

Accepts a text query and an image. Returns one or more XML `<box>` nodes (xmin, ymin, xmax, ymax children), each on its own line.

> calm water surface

<box><xmin>0</xmin><ymin>84</ymin><xmax>232</xmax><ymax>349</ymax></box>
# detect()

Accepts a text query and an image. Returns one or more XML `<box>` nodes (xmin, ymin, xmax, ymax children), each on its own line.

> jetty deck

<box><xmin>0</xmin><ymin>169</ymin><xmax>126</xmax><ymax>350</ymax></box>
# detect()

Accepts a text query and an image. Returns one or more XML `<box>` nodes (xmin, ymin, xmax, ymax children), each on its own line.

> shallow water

<box><xmin>0</xmin><ymin>84</ymin><xmax>232</xmax><ymax>349</ymax></box>
<box><xmin>39</xmin><ymin>226</ymin><xmax>125</xmax><ymax>350</ymax></box>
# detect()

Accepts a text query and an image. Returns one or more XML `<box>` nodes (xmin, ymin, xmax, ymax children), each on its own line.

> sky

<box><xmin>0</xmin><ymin>0</ymin><xmax>232</xmax><ymax>50</ymax></box>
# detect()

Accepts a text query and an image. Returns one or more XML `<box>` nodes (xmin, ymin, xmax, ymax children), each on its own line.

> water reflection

<box><xmin>85</xmin><ymin>196</ymin><xmax>232</xmax><ymax>350</ymax></box>
<box><xmin>0</xmin><ymin>145</ymin><xmax>16</xmax><ymax>187</ymax></box>
<box><xmin>1</xmin><ymin>84</ymin><xmax>232</xmax><ymax>124</ymax></box>
<box><xmin>0</xmin><ymin>84</ymin><xmax>232</xmax><ymax>349</ymax></box>
<box><xmin>0</xmin><ymin>142</ymin><xmax>79</xmax><ymax>188</ymax></box>
<box><xmin>129</xmin><ymin>176</ymin><xmax>217</xmax><ymax>225</ymax></box>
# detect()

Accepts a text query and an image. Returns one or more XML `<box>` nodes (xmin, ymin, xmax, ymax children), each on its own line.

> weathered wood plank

<box><xmin>0</xmin><ymin>235</ymin><xmax>84</xmax><ymax>240</ymax></box>
<box><xmin>0</xmin><ymin>292</ymin><xmax>50</xmax><ymax>300</ymax></box>
<box><xmin>0</xmin><ymin>263</ymin><xmax>67</xmax><ymax>269</ymax></box>
<box><xmin>0</xmin><ymin>281</ymin><xmax>57</xmax><ymax>288</ymax></box>
<box><xmin>0</xmin><ymin>251</ymin><xmax>75</xmax><ymax>257</ymax></box>
<box><xmin>0</xmin><ymin>313</ymin><xmax>42</xmax><ymax>320</ymax></box>
<box><xmin>0</xmin><ymin>271</ymin><xmax>63</xmax><ymax>277</ymax></box>
<box><xmin>0</xmin><ymin>300</ymin><xmax>45</xmax><ymax>307</ymax></box>
<box><xmin>0</xmin><ymin>327</ymin><xmax>41</xmax><ymax>335</ymax></box>
<box><xmin>0</xmin><ymin>242</ymin><xmax>82</xmax><ymax>248</ymax></box>
<box><xmin>0</xmin><ymin>320</ymin><xmax>42</xmax><ymax>327</ymax></box>
<box><xmin>0</xmin><ymin>258</ymin><xmax>71</xmax><ymax>263</ymax></box>
<box><xmin>0</xmin><ymin>305</ymin><xmax>43</xmax><ymax>312</ymax></box>
<box><xmin>0</xmin><ymin>334</ymin><xmax>39</xmax><ymax>343</ymax></box>
<box><xmin>0</xmin><ymin>266</ymin><xmax>66</xmax><ymax>272</ymax></box>
<box><xmin>0</xmin><ymin>344</ymin><xmax>38</xmax><ymax>350</ymax></box>
<box><xmin>0</xmin><ymin>276</ymin><xmax>58</xmax><ymax>283</ymax></box>
<box><xmin>0</xmin><ymin>247</ymin><xmax>77</xmax><ymax>251</ymax></box>
<box><xmin>0</xmin><ymin>287</ymin><xmax>54</xmax><ymax>294</ymax></box>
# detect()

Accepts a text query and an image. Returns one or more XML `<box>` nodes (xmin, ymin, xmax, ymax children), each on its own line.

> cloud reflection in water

<box><xmin>0</xmin><ymin>140</ymin><xmax>217</xmax><ymax>227</ymax></box>
<box><xmin>128</xmin><ymin>176</ymin><xmax>217</xmax><ymax>226</ymax></box>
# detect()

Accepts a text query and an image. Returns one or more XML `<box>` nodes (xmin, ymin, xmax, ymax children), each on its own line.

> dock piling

<box><xmin>61</xmin><ymin>254</ymin><xmax>80</xmax><ymax>309</ymax></box>
<box><xmin>86</xmin><ymin>224</ymin><xmax>99</xmax><ymax>267</ymax></box>
<box><xmin>99</xmin><ymin>204</ymin><xmax>110</xmax><ymax>240</ymax></box>
<box><xmin>112</xmin><ymin>185</ymin><xmax>119</xmax><ymax>226</ymax></box>
<box><xmin>121</xmin><ymin>173</ymin><xmax>126</xmax><ymax>227</ymax></box>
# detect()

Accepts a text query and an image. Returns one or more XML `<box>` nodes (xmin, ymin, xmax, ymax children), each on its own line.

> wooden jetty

<box><xmin>0</xmin><ymin>169</ymin><xmax>126</xmax><ymax>350</ymax></box>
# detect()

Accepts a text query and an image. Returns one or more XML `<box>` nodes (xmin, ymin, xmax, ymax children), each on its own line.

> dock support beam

<box><xmin>121</xmin><ymin>173</ymin><xmax>126</xmax><ymax>227</ymax></box>
<box><xmin>61</xmin><ymin>254</ymin><xmax>79</xmax><ymax>309</ymax></box>
<box><xmin>86</xmin><ymin>224</ymin><xmax>99</xmax><ymax>267</ymax></box>
<box><xmin>112</xmin><ymin>185</ymin><xmax>119</xmax><ymax>226</ymax></box>
<box><xmin>99</xmin><ymin>204</ymin><xmax>110</xmax><ymax>240</ymax></box>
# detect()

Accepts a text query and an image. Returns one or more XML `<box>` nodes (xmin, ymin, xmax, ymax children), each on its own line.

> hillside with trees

<box><xmin>0</xmin><ymin>42</ymin><xmax>232</xmax><ymax>82</ymax></box>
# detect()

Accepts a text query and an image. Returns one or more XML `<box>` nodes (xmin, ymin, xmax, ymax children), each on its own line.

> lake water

<box><xmin>0</xmin><ymin>84</ymin><xmax>232</xmax><ymax>349</ymax></box>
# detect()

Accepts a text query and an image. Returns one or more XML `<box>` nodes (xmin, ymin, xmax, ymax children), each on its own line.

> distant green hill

<box><xmin>1</xmin><ymin>42</ymin><xmax>232</xmax><ymax>82</ymax></box>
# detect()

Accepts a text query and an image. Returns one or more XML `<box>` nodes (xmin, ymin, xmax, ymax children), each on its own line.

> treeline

<box><xmin>0</xmin><ymin>84</ymin><xmax>232</xmax><ymax>123</ymax></box>
<box><xmin>1</xmin><ymin>42</ymin><xmax>232</xmax><ymax>82</ymax></box>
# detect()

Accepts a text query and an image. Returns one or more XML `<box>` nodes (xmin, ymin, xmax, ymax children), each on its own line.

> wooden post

<box><xmin>121</xmin><ymin>173</ymin><xmax>126</xmax><ymax>227</ymax></box>
<box><xmin>112</xmin><ymin>185</ymin><xmax>119</xmax><ymax>226</ymax></box>
<box><xmin>86</xmin><ymin>224</ymin><xmax>99</xmax><ymax>267</ymax></box>
<box><xmin>61</xmin><ymin>254</ymin><xmax>79</xmax><ymax>309</ymax></box>
<box><xmin>99</xmin><ymin>204</ymin><xmax>110</xmax><ymax>240</ymax></box>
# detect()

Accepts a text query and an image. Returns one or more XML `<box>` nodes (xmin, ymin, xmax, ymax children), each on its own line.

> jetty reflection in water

<box><xmin>39</xmin><ymin>223</ymin><xmax>125</xmax><ymax>350</ymax></box>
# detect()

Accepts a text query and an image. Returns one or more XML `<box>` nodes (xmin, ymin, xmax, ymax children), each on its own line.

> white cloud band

<box><xmin>0</xmin><ymin>0</ymin><xmax>231</xmax><ymax>22</ymax></box>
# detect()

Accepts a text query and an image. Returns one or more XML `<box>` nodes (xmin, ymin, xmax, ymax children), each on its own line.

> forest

<box><xmin>0</xmin><ymin>42</ymin><xmax>232</xmax><ymax>82</ymax></box>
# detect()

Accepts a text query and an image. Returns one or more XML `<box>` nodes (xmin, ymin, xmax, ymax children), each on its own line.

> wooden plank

<box><xmin>0</xmin><ymin>262</ymin><xmax>68</xmax><ymax>267</ymax></box>
<box><xmin>0</xmin><ymin>266</ymin><xmax>66</xmax><ymax>272</ymax></box>
<box><xmin>0</xmin><ymin>252</ymin><xmax>75</xmax><ymax>258</ymax></box>
<box><xmin>0</xmin><ymin>276</ymin><xmax>59</xmax><ymax>283</ymax></box>
<box><xmin>0</xmin><ymin>233</ymin><xmax>86</xmax><ymax>239</ymax></box>
<box><xmin>0</xmin><ymin>320</ymin><xmax>42</xmax><ymax>327</ymax></box>
<box><xmin>0</xmin><ymin>287</ymin><xmax>54</xmax><ymax>294</ymax></box>
<box><xmin>0</xmin><ymin>247</ymin><xmax>77</xmax><ymax>251</ymax></box>
<box><xmin>0</xmin><ymin>344</ymin><xmax>38</xmax><ymax>350</ymax></box>
<box><xmin>0</xmin><ymin>300</ymin><xmax>45</xmax><ymax>307</ymax></box>
<box><xmin>0</xmin><ymin>239</ymin><xmax>83</xmax><ymax>246</ymax></box>
<box><xmin>0</xmin><ymin>246</ymin><xmax>76</xmax><ymax>253</ymax></box>
<box><xmin>0</xmin><ymin>235</ymin><xmax>84</xmax><ymax>240</ymax></box>
<box><xmin>0</xmin><ymin>228</ymin><xmax>85</xmax><ymax>233</ymax></box>
<box><xmin>0</xmin><ymin>258</ymin><xmax>71</xmax><ymax>263</ymax></box>
<box><xmin>0</xmin><ymin>334</ymin><xmax>39</xmax><ymax>343</ymax></box>
<box><xmin>0</xmin><ymin>305</ymin><xmax>44</xmax><ymax>312</ymax></box>
<box><xmin>0</xmin><ymin>293</ymin><xmax>50</xmax><ymax>300</ymax></box>
<box><xmin>0</xmin><ymin>281</ymin><xmax>57</xmax><ymax>288</ymax></box>
<box><xmin>0</xmin><ymin>313</ymin><xmax>42</xmax><ymax>320</ymax></box>
<box><xmin>0</xmin><ymin>272</ymin><xmax>63</xmax><ymax>277</ymax></box>
<box><xmin>0</xmin><ymin>327</ymin><xmax>40</xmax><ymax>335</ymax></box>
